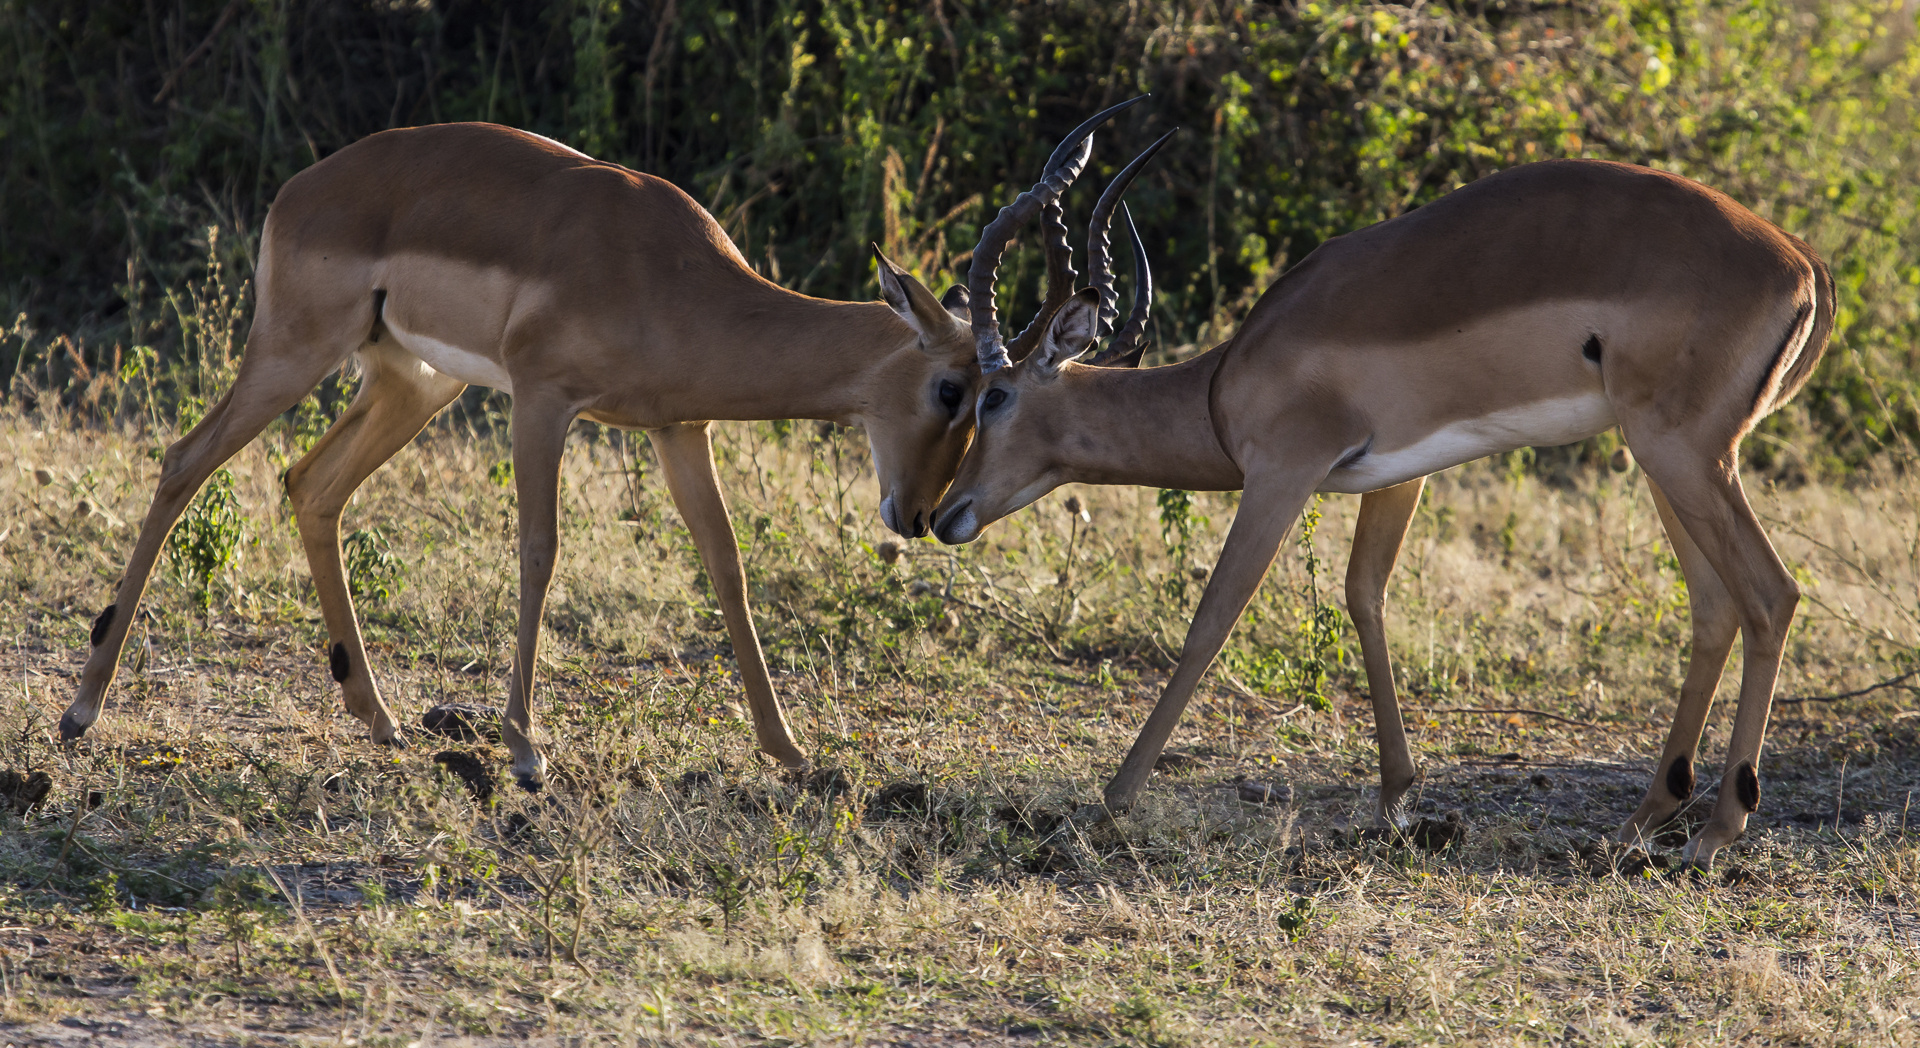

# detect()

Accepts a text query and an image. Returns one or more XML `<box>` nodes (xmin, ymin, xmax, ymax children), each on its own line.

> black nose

<box><xmin>911</xmin><ymin>511</ymin><xmax>927</xmax><ymax>538</ymax></box>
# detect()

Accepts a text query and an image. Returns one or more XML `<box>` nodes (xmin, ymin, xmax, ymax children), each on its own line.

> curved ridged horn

<box><xmin>1084</xmin><ymin>204</ymin><xmax>1154</xmax><ymax>368</ymax></box>
<box><xmin>969</xmin><ymin>95</ymin><xmax>1148</xmax><ymax>372</ymax></box>
<box><xmin>1086</xmin><ymin>129</ymin><xmax>1176</xmax><ymax>337</ymax></box>
<box><xmin>1004</xmin><ymin>196</ymin><xmax>1077</xmax><ymax>360</ymax></box>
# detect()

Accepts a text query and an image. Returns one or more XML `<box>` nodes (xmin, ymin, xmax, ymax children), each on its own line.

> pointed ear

<box><xmin>873</xmin><ymin>245</ymin><xmax>959</xmax><ymax>351</ymax></box>
<box><xmin>939</xmin><ymin>284</ymin><xmax>971</xmax><ymax>321</ymax></box>
<box><xmin>1032</xmin><ymin>288</ymin><xmax>1102</xmax><ymax>376</ymax></box>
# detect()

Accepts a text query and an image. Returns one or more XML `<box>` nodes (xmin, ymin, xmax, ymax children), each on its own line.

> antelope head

<box><xmin>933</xmin><ymin>130</ymin><xmax>1172</xmax><ymax>545</ymax></box>
<box><xmin>864</xmin><ymin>251</ymin><xmax>976</xmax><ymax>539</ymax></box>
<box><xmin>861</xmin><ymin>99</ymin><xmax>1158</xmax><ymax>540</ymax></box>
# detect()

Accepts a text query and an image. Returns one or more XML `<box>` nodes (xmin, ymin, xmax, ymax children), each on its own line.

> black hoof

<box><xmin>516</xmin><ymin>774</ymin><xmax>544</xmax><ymax>794</ymax></box>
<box><xmin>374</xmin><ymin>729</ymin><xmax>411</xmax><ymax>750</ymax></box>
<box><xmin>56</xmin><ymin>712</ymin><xmax>89</xmax><ymax>743</ymax></box>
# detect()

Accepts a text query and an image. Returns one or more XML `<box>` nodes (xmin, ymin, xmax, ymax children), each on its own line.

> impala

<box><xmin>61</xmin><ymin>103</ymin><xmax>1153</xmax><ymax>789</ymax></box>
<box><xmin>936</xmin><ymin>159</ymin><xmax>1833</xmax><ymax>868</ymax></box>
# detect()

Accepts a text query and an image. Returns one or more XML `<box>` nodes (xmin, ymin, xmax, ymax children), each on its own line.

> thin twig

<box><xmin>152</xmin><ymin>0</ymin><xmax>247</xmax><ymax>104</ymax></box>
<box><xmin>1777</xmin><ymin>669</ymin><xmax>1920</xmax><ymax>705</ymax></box>
<box><xmin>261</xmin><ymin>865</ymin><xmax>348</xmax><ymax>1004</ymax></box>
<box><xmin>1408</xmin><ymin>707</ymin><xmax>1603</xmax><ymax>729</ymax></box>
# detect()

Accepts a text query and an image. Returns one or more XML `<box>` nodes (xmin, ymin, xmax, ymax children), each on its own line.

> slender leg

<box><xmin>284</xmin><ymin>342</ymin><xmax>465</xmax><ymax>742</ymax></box>
<box><xmin>1100</xmin><ymin>464</ymin><xmax>1329</xmax><ymax>813</ymax></box>
<box><xmin>1614</xmin><ymin>476</ymin><xmax>1741</xmax><ymax>848</ymax></box>
<box><xmin>1627</xmin><ymin>441</ymin><xmax>1798</xmax><ymax>868</ymax></box>
<box><xmin>1345</xmin><ymin>476</ymin><xmax>1427</xmax><ymax>827</ymax></box>
<box><xmin>61</xmin><ymin>326</ymin><xmax>358</xmax><ymax>740</ymax></box>
<box><xmin>649</xmin><ymin>422</ymin><xmax>807</xmax><ymax>769</ymax></box>
<box><xmin>500</xmin><ymin>394</ymin><xmax>577</xmax><ymax>790</ymax></box>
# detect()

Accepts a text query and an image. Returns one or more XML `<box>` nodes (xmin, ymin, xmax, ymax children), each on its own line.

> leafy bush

<box><xmin>3</xmin><ymin>0</ymin><xmax>1916</xmax><ymax>469</ymax></box>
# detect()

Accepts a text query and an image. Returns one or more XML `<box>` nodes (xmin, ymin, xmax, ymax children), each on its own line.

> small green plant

<box><xmin>1226</xmin><ymin>497</ymin><xmax>1344</xmax><ymax>711</ymax></box>
<box><xmin>85</xmin><ymin>871</ymin><xmax>121</xmax><ymax>915</ymax></box>
<box><xmin>166</xmin><ymin>468</ymin><xmax>244</xmax><ymax>614</ymax></box>
<box><xmin>705</xmin><ymin>860</ymin><xmax>754</xmax><ymax>937</ymax></box>
<box><xmin>1288</xmin><ymin>497</ymin><xmax>1344</xmax><ymax>712</ymax></box>
<box><xmin>343</xmin><ymin>526</ymin><xmax>406</xmax><ymax>606</ymax></box>
<box><xmin>1156</xmin><ymin>489</ymin><xmax>1207</xmax><ymax>608</ymax></box>
<box><xmin>1276</xmin><ymin>895</ymin><xmax>1315</xmax><ymax>942</ymax></box>
<box><xmin>1115</xmin><ymin>992</ymin><xmax>1176</xmax><ymax>1046</ymax></box>
<box><xmin>205</xmin><ymin>869</ymin><xmax>278</xmax><ymax>976</ymax></box>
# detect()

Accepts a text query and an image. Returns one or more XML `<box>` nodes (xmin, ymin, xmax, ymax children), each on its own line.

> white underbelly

<box><xmin>1319</xmin><ymin>391</ymin><xmax>1616</xmax><ymax>493</ymax></box>
<box><xmin>383</xmin><ymin>315</ymin><xmax>513</xmax><ymax>394</ymax></box>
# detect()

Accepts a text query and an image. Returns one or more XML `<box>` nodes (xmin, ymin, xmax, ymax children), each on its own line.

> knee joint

<box><xmin>1343</xmin><ymin>583</ymin><xmax>1387</xmax><ymax>624</ymax></box>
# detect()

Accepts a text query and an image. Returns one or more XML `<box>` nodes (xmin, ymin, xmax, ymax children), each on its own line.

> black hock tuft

<box><xmin>330</xmin><ymin>641</ymin><xmax>351</xmax><ymax>683</ymax></box>
<box><xmin>1666</xmin><ymin>754</ymin><xmax>1694</xmax><ymax>800</ymax></box>
<box><xmin>90</xmin><ymin>603</ymin><xmax>117</xmax><ymax>647</ymax></box>
<box><xmin>1734</xmin><ymin>761</ymin><xmax>1761</xmax><ymax>812</ymax></box>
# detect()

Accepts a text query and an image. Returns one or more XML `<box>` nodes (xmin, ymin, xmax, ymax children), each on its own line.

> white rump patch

<box><xmin>382</xmin><ymin>314</ymin><xmax>513</xmax><ymax>394</ymax></box>
<box><xmin>1321</xmin><ymin>391</ymin><xmax>1616</xmax><ymax>493</ymax></box>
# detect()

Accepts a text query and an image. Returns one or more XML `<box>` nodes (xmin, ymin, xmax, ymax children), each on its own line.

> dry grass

<box><xmin>3</xmin><ymin>400</ymin><xmax>1920</xmax><ymax>1046</ymax></box>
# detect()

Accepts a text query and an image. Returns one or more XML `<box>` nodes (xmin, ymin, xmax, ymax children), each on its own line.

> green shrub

<box><xmin>3</xmin><ymin>0</ymin><xmax>1915</xmax><ymax>469</ymax></box>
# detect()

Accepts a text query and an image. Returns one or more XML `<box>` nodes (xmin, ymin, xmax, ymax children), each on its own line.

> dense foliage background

<box><xmin>4</xmin><ymin>0</ymin><xmax>1918</xmax><ymax>472</ymax></box>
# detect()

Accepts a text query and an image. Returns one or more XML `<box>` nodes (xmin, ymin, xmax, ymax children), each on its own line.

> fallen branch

<box><xmin>1408</xmin><ymin>707</ymin><xmax>1602</xmax><ymax>730</ymax></box>
<box><xmin>1776</xmin><ymin>668</ymin><xmax>1920</xmax><ymax>705</ymax></box>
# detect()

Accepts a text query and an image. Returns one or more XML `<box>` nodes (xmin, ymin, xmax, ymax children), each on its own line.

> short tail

<box><xmin>1761</xmin><ymin>239</ymin><xmax>1834</xmax><ymax>416</ymax></box>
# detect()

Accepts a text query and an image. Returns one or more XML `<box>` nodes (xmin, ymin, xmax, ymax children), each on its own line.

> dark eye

<box><xmin>982</xmin><ymin>388</ymin><xmax>1008</xmax><ymax>412</ymax></box>
<box><xmin>937</xmin><ymin>380</ymin><xmax>963</xmax><ymax>413</ymax></box>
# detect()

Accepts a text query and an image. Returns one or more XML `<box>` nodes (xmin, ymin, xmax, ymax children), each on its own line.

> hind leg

<box><xmin>62</xmin><ymin>311</ymin><xmax>367</xmax><ymax>740</ymax></box>
<box><xmin>284</xmin><ymin>342</ymin><xmax>465</xmax><ymax>742</ymax></box>
<box><xmin>1345</xmin><ymin>477</ymin><xmax>1427</xmax><ymax>827</ymax></box>
<box><xmin>1626</xmin><ymin>439</ymin><xmax>1798</xmax><ymax>868</ymax></box>
<box><xmin>1615</xmin><ymin>476</ymin><xmax>1742</xmax><ymax>848</ymax></box>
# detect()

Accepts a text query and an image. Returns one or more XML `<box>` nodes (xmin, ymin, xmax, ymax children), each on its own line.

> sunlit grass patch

<box><xmin>3</xmin><ymin>405</ymin><xmax>1920</xmax><ymax>1044</ymax></box>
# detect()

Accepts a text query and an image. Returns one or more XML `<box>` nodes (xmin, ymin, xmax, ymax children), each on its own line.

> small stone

<box><xmin>1237</xmin><ymin>779</ymin><xmax>1292</xmax><ymax>804</ymax></box>
<box><xmin>0</xmin><ymin>769</ymin><xmax>53</xmax><ymax>815</ymax></box>
<box><xmin>33</xmin><ymin>468</ymin><xmax>53</xmax><ymax>487</ymax></box>
<box><xmin>1189</xmin><ymin>565</ymin><xmax>1209</xmax><ymax>581</ymax></box>
<box><xmin>1155</xmin><ymin>749</ymin><xmax>1198</xmax><ymax>771</ymax></box>
<box><xmin>1609</xmin><ymin>447</ymin><xmax>1633</xmax><ymax>473</ymax></box>
<box><xmin>1409</xmin><ymin>812</ymin><xmax>1465</xmax><ymax>851</ymax></box>
<box><xmin>676</xmin><ymin>769</ymin><xmax>719</xmax><ymax>793</ymax></box>
<box><xmin>420</xmin><ymin>703</ymin><xmax>504</xmax><ymax>742</ymax></box>
<box><xmin>868</xmin><ymin>781</ymin><xmax>930</xmax><ymax>819</ymax></box>
<box><xmin>907</xmin><ymin>579</ymin><xmax>936</xmax><ymax>597</ymax></box>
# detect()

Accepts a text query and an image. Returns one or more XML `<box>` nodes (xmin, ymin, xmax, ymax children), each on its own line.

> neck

<box><xmin>707</xmin><ymin>276</ymin><xmax>917</xmax><ymax>422</ymax></box>
<box><xmin>1053</xmin><ymin>349</ymin><xmax>1244</xmax><ymax>491</ymax></box>
<box><xmin>588</xmin><ymin>269</ymin><xmax>915</xmax><ymax>426</ymax></box>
